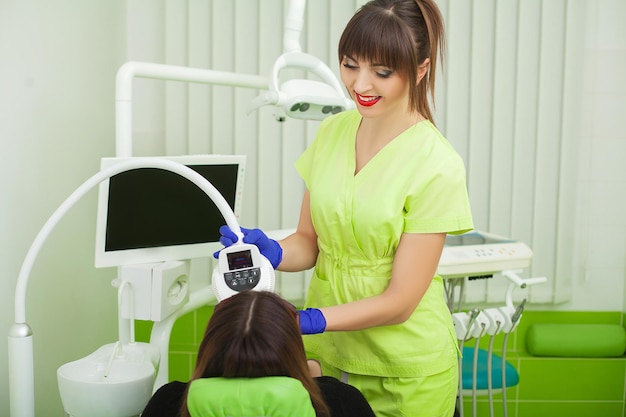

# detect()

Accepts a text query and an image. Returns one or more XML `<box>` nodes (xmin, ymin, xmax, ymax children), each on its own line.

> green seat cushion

<box><xmin>526</xmin><ymin>324</ymin><xmax>626</xmax><ymax>357</ymax></box>
<box><xmin>188</xmin><ymin>377</ymin><xmax>316</xmax><ymax>417</ymax></box>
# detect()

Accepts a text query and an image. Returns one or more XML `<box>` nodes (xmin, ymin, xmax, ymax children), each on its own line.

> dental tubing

<box><xmin>452</xmin><ymin>295</ymin><xmax>532</xmax><ymax>417</ymax></box>
<box><xmin>477</xmin><ymin>307</ymin><xmax>506</xmax><ymax>417</ymax></box>
<box><xmin>449</xmin><ymin>267</ymin><xmax>545</xmax><ymax>417</ymax></box>
<box><xmin>501</xmin><ymin>298</ymin><xmax>526</xmax><ymax>417</ymax></box>
<box><xmin>455</xmin><ymin>307</ymin><xmax>480</xmax><ymax>417</ymax></box>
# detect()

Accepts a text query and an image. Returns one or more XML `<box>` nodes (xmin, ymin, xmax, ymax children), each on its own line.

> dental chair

<box><xmin>187</xmin><ymin>377</ymin><xmax>317</xmax><ymax>417</ymax></box>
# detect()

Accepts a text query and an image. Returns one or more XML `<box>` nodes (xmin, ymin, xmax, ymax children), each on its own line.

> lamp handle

<box><xmin>269</xmin><ymin>51</ymin><xmax>347</xmax><ymax>99</ymax></box>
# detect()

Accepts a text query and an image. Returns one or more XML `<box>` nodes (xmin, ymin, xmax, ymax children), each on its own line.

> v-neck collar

<box><xmin>350</xmin><ymin>117</ymin><xmax>429</xmax><ymax>177</ymax></box>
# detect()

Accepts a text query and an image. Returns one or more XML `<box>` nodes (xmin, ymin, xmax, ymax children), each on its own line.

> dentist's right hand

<box><xmin>213</xmin><ymin>225</ymin><xmax>283</xmax><ymax>269</ymax></box>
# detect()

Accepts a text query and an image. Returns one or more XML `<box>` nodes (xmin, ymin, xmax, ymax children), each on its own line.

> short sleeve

<box><xmin>295</xmin><ymin>142</ymin><xmax>315</xmax><ymax>188</ymax></box>
<box><xmin>404</xmin><ymin>152</ymin><xmax>474</xmax><ymax>235</ymax></box>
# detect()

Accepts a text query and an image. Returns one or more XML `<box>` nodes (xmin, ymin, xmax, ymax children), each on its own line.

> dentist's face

<box><xmin>340</xmin><ymin>55</ymin><xmax>410</xmax><ymax>119</ymax></box>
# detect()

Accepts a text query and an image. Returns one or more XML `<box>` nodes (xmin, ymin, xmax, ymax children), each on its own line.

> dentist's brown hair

<box><xmin>338</xmin><ymin>0</ymin><xmax>446</xmax><ymax>123</ymax></box>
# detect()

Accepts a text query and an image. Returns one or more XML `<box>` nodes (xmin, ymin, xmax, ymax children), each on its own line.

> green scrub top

<box><xmin>296</xmin><ymin>110</ymin><xmax>474</xmax><ymax>378</ymax></box>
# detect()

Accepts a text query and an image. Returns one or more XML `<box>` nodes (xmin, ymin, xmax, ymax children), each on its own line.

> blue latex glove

<box><xmin>213</xmin><ymin>225</ymin><xmax>283</xmax><ymax>269</ymax></box>
<box><xmin>298</xmin><ymin>308</ymin><xmax>327</xmax><ymax>334</ymax></box>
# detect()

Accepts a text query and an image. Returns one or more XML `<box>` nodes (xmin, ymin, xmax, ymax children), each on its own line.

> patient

<box><xmin>141</xmin><ymin>291</ymin><xmax>375</xmax><ymax>417</ymax></box>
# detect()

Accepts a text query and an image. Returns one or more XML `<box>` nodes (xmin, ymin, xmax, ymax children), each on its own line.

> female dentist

<box><xmin>216</xmin><ymin>1</ymin><xmax>473</xmax><ymax>415</ymax></box>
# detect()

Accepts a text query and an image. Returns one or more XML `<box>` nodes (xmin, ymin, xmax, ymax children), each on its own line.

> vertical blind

<box><xmin>126</xmin><ymin>0</ymin><xmax>585</xmax><ymax>306</ymax></box>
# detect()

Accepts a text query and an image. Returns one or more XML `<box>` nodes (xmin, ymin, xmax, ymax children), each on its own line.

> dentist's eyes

<box><xmin>341</xmin><ymin>60</ymin><xmax>393</xmax><ymax>78</ymax></box>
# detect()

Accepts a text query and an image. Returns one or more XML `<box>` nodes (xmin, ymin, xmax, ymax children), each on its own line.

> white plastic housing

<box><xmin>118</xmin><ymin>261</ymin><xmax>190</xmax><ymax>322</ymax></box>
<box><xmin>482</xmin><ymin>307</ymin><xmax>506</xmax><ymax>335</ymax></box>
<box><xmin>212</xmin><ymin>243</ymin><xmax>275</xmax><ymax>302</ymax></box>
<box><xmin>497</xmin><ymin>306</ymin><xmax>518</xmax><ymax>333</ymax></box>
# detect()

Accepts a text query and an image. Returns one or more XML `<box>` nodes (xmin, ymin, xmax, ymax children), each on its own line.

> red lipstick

<box><xmin>355</xmin><ymin>93</ymin><xmax>381</xmax><ymax>107</ymax></box>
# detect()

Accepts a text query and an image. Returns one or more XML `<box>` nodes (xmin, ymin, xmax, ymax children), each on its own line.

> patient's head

<box><xmin>182</xmin><ymin>291</ymin><xmax>329</xmax><ymax>417</ymax></box>
<box><xmin>194</xmin><ymin>291</ymin><xmax>304</xmax><ymax>378</ymax></box>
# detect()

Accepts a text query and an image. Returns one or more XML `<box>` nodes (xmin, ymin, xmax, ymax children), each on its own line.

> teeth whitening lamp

<box><xmin>8</xmin><ymin>158</ymin><xmax>261</xmax><ymax>417</ymax></box>
<box><xmin>212</xmin><ymin>242</ymin><xmax>275</xmax><ymax>302</ymax></box>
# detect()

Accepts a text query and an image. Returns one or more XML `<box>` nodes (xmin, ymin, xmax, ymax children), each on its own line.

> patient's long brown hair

<box><xmin>180</xmin><ymin>291</ymin><xmax>330</xmax><ymax>417</ymax></box>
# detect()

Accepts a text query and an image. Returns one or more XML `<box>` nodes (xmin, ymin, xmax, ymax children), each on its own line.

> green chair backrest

<box><xmin>187</xmin><ymin>376</ymin><xmax>317</xmax><ymax>417</ymax></box>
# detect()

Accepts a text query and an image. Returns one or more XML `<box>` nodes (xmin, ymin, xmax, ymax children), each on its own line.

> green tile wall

<box><xmin>139</xmin><ymin>310</ymin><xmax>626</xmax><ymax>417</ymax></box>
<box><xmin>135</xmin><ymin>305</ymin><xmax>214</xmax><ymax>382</ymax></box>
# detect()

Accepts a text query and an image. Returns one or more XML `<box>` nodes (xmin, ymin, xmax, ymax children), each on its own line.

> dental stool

<box><xmin>187</xmin><ymin>376</ymin><xmax>316</xmax><ymax>417</ymax></box>
<box><xmin>461</xmin><ymin>346</ymin><xmax>519</xmax><ymax>393</ymax></box>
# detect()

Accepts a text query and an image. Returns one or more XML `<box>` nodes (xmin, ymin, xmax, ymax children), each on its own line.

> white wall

<box><xmin>437</xmin><ymin>0</ymin><xmax>626</xmax><ymax>311</ymax></box>
<box><xmin>0</xmin><ymin>1</ymin><xmax>126</xmax><ymax>415</ymax></box>
<box><xmin>1</xmin><ymin>1</ymin><xmax>625</xmax><ymax>416</ymax></box>
<box><xmin>566</xmin><ymin>0</ymin><xmax>626</xmax><ymax>312</ymax></box>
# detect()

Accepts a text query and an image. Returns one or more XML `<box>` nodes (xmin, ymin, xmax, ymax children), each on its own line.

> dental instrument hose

<box><xmin>487</xmin><ymin>321</ymin><xmax>501</xmax><ymax>417</ymax></box>
<box><xmin>472</xmin><ymin>322</ymin><xmax>487</xmax><ymax>417</ymax></box>
<box><xmin>501</xmin><ymin>299</ymin><xmax>526</xmax><ymax>417</ymax></box>
<box><xmin>457</xmin><ymin>308</ymin><xmax>480</xmax><ymax>417</ymax></box>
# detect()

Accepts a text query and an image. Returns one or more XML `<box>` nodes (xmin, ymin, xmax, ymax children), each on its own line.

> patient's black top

<box><xmin>141</xmin><ymin>376</ymin><xmax>376</xmax><ymax>417</ymax></box>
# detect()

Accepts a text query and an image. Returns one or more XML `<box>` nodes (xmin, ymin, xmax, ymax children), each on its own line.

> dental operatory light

<box><xmin>248</xmin><ymin>51</ymin><xmax>354</xmax><ymax>122</ymax></box>
<box><xmin>247</xmin><ymin>0</ymin><xmax>354</xmax><ymax>122</ymax></box>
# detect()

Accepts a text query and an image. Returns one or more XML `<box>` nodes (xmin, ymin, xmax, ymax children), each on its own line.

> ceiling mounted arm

<box><xmin>283</xmin><ymin>0</ymin><xmax>306</xmax><ymax>53</ymax></box>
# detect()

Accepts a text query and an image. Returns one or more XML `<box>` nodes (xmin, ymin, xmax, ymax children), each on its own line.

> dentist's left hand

<box><xmin>213</xmin><ymin>225</ymin><xmax>283</xmax><ymax>269</ymax></box>
<box><xmin>298</xmin><ymin>308</ymin><xmax>327</xmax><ymax>334</ymax></box>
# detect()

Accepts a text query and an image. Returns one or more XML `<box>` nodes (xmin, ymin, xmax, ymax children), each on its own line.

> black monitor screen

<box><xmin>105</xmin><ymin>164</ymin><xmax>238</xmax><ymax>251</ymax></box>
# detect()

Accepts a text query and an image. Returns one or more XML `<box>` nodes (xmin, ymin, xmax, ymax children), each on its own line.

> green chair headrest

<box><xmin>187</xmin><ymin>377</ymin><xmax>317</xmax><ymax>417</ymax></box>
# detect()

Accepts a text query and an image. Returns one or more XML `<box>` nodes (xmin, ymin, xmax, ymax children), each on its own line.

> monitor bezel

<box><xmin>94</xmin><ymin>154</ymin><xmax>245</xmax><ymax>268</ymax></box>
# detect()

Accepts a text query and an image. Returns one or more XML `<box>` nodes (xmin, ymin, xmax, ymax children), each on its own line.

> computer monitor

<box><xmin>94</xmin><ymin>154</ymin><xmax>246</xmax><ymax>268</ymax></box>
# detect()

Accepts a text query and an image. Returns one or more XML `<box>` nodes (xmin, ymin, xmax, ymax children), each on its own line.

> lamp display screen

<box><xmin>227</xmin><ymin>250</ymin><xmax>253</xmax><ymax>270</ymax></box>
